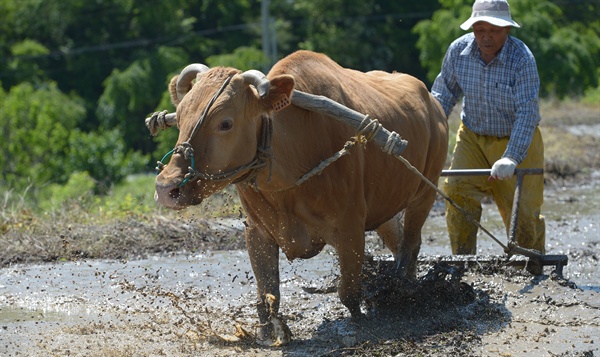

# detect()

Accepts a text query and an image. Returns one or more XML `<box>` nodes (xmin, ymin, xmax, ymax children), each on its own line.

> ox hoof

<box><xmin>350</xmin><ymin>310</ymin><xmax>366</xmax><ymax>322</ymax></box>
<box><xmin>337</xmin><ymin>318</ymin><xmax>362</xmax><ymax>347</ymax></box>
<box><xmin>389</xmin><ymin>259</ymin><xmax>417</xmax><ymax>281</ymax></box>
<box><xmin>256</xmin><ymin>316</ymin><xmax>292</xmax><ymax>347</ymax></box>
<box><xmin>340</xmin><ymin>332</ymin><xmax>358</xmax><ymax>348</ymax></box>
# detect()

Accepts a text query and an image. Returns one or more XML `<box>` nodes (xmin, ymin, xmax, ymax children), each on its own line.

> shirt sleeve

<box><xmin>503</xmin><ymin>55</ymin><xmax>541</xmax><ymax>164</ymax></box>
<box><xmin>431</xmin><ymin>46</ymin><xmax>462</xmax><ymax>118</ymax></box>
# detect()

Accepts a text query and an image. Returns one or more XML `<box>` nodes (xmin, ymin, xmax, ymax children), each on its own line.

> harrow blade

<box><xmin>413</xmin><ymin>254</ymin><xmax>568</xmax><ymax>275</ymax></box>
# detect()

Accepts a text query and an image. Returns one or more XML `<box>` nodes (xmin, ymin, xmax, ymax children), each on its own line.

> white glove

<box><xmin>490</xmin><ymin>157</ymin><xmax>517</xmax><ymax>180</ymax></box>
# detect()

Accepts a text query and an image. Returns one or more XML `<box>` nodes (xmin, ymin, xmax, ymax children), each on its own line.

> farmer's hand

<box><xmin>490</xmin><ymin>157</ymin><xmax>517</xmax><ymax>180</ymax></box>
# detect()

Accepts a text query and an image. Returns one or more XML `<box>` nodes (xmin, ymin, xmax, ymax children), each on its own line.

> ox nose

<box><xmin>154</xmin><ymin>178</ymin><xmax>184</xmax><ymax>209</ymax></box>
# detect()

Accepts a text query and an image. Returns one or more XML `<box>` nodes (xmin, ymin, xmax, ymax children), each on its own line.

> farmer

<box><xmin>431</xmin><ymin>0</ymin><xmax>545</xmax><ymax>274</ymax></box>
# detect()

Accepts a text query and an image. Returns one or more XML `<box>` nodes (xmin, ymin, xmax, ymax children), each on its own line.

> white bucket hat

<box><xmin>460</xmin><ymin>0</ymin><xmax>520</xmax><ymax>30</ymax></box>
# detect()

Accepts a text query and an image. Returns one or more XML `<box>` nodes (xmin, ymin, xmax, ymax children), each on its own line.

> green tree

<box><xmin>7</xmin><ymin>40</ymin><xmax>50</xmax><ymax>85</ymax></box>
<box><xmin>3</xmin><ymin>0</ymin><xmax>598</xmax><ymax>200</ymax></box>
<box><xmin>512</xmin><ymin>1</ymin><xmax>600</xmax><ymax>97</ymax></box>
<box><xmin>206</xmin><ymin>46</ymin><xmax>267</xmax><ymax>70</ymax></box>
<box><xmin>0</xmin><ymin>82</ymin><xmax>148</xmax><ymax>195</ymax></box>
<box><xmin>97</xmin><ymin>46</ymin><xmax>190</xmax><ymax>154</ymax></box>
<box><xmin>66</xmin><ymin>128</ymin><xmax>148</xmax><ymax>191</ymax></box>
<box><xmin>0</xmin><ymin>82</ymin><xmax>84</xmax><ymax>192</ymax></box>
<box><xmin>275</xmin><ymin>0</ymin><xmax>440</xmax><ymax>77</ymax></box>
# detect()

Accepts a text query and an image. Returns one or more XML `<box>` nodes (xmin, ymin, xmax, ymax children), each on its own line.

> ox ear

<box><xmin>265</xmin><ymin>74</ymin><xmax>295</xmax><ymax>112</ymax></box>
<box><xmin>168</xmin><ymin>75</ymin><xmax>182</xmax><ymax>107</ymax></box>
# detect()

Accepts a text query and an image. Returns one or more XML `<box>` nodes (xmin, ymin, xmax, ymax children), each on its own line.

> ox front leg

<box><xmin>337</xmin><ymin>235</ymin><xmax>366</xmax><ymax>320</ymax></box>
<box><xmin>245</xmin><ymin>225</ymin><xmax>291</xmax><ymax>346</ymax></box>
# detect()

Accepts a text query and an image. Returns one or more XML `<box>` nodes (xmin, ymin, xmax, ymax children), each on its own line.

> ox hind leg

<box><xmin>375</xmin><ymin>212</ymin><xmax>404</xmax><ymax>258</ymax></box>
<box><xmin>393</xmin><ymin>189</ymin><xmax>437</xmax><ymax>279</ymax></box>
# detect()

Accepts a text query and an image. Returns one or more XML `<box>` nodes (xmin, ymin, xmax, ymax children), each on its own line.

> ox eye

<box><xmin>217</xmin><ymin>118</ymin><xmax>233</xmax><ymax>132</ymax></box>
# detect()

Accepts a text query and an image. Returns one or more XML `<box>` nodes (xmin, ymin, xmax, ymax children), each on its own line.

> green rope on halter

<box><xmin>155</xmin><ymin>149</ymin><xmax>196</xmax><ymax>187</ymax></box>
<box><xmin>179</xmin><ymin>155</ymin><xmax>196</xmax><ymax>187</ymax></box>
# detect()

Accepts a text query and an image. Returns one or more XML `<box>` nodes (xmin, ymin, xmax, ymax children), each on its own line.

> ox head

<box><xmin>154</xmin><ymin>64</ymin><xmax>294</xmax><ymax>209</ymax></box>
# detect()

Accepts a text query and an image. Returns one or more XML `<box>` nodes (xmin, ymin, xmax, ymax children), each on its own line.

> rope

<box><xmin>147</xmin><ymin>110</ymin><xmax>170</xmax><ymax>136</ymax></box>
<box><xmin>293</xmin><ymin>114</ymin><xmax>389</xmax><ymax>187</ymax></box>
<box><xmin>334</xmin><ymin>114</ymin><xmax>509</xmax><ymax>252</ymax></box>
<box><xmin>356</xmin><ymin>114</ymin><xmax>382</xmax><ymax>142</ymax></box>
<box><xmin>185</xmin><ymin>76</ymin><xmax>233</xmax><ymax>146</ymax></box>
<box><xmin>295</xmin><ymin>141</ymin><xmax>355</xmax><ymax>186</ymax></box>
<box><xmin>296</xmin><ymin>114</ymin><xmax>402</xmax><ymax>186</ymax></box>
<box><xmin>392</xmin><ymin>154</ymin><xmax>510</xmax><ymax>252</ymax></box>
<box><xmin>383</xmin><ymin>132</ymin><xmax>402</xmax><ymax>155</ymax></box>
<box><xmin>175</xmin><ymin>142</ymin><xmax>195</xmax><ymax>161</ymax></box>
<box><xmin>353</xmin><ymin>115</ymin><xmax>511</xmax><ymax>254</ymax></box>
<box><xmin>288</xmin><ymin>111</ymin><xmax>510</xmax><ymax>253</ymax></box>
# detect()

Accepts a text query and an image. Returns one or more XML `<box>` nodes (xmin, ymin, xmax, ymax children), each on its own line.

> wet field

<box><xmin>1</xmin><ymin>175</ymin><xmax>598</xmax><ymax>356</ymax></box>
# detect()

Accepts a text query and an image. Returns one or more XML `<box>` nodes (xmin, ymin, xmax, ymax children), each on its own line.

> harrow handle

<box><xmin>441</xmin><ymin>168</ymin><xmax>544</xmax><ymax>176</ymax></box>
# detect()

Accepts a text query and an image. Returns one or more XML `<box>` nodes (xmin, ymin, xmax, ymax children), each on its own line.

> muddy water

<box><xmin>0</xmin><ymin>249</ymin><xmax>343</xmax><ymax>355</ymax></box>
<box><xmin>1</xmin><ymin>177</ymin><xmax>598</xmax><ymax>356</ymax></box>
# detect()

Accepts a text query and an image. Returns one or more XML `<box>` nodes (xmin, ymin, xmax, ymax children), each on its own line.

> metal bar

<box><xmin>440</xmin><ymin>168</ymin><xmax>544</xmax><ymax>177</ymax></box>
<box><xmin>375</xmin><ymin>254</ymin><xmax>568</xmax><ymax>273</ymax></box>
<box><xmin>440</xmin><ymin>167</ymin><xmax>545</xmax><ymax>254</ymax></box>
<box><xmin>415</xmin><ymin>254</ymin><xmax>568</xmax><ymax>273</ymax></box>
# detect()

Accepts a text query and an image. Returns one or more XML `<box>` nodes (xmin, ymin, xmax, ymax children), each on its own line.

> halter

<box><xmin>156</xmin><ymin>76</ymin><xmax>273</xmax><ymax>187</ymax></box>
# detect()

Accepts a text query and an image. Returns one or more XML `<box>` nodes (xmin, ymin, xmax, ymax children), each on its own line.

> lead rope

<box><xmin>392</xmin><ymin>154</ymin><xmax>510</xmax><ymax>253</ymax></box>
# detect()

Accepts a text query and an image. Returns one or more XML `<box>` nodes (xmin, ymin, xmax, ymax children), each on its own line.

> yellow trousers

<box><xmin>444</xmin><ymin>123</ymin><xmax>545</xmax><ymax>255</ymax></box>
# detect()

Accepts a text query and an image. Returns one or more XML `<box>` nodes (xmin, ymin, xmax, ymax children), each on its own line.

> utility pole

<box><xmin>261</xmin><ymin>0</ymin><xmax>277</xmax><ymax>71</ymax></box>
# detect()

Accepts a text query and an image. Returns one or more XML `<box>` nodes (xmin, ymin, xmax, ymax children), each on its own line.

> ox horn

<box><xmin>176</xmin><ymin>63</ymin><xmax>210</xmax><ymax>101</ymax></box>
<box><xmin>241</xmin><ymin>70</ymin><xmax>270</xmax><ymax>99</ymax></box>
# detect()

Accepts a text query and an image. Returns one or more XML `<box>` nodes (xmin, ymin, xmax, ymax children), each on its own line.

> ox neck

<box><xmin>249</xmin><ymin>113</ymin><xmax>337</xmax><ymax>193</ymax></box>
<box><xmin>233</xmin><ymin>115</ymin><xmax>274</xmax><ymax>187</ymax></box>
<box><xmin>246</xmin><ymin>115</ymin><xmax>300</xmax><ymax>192</ymax></box>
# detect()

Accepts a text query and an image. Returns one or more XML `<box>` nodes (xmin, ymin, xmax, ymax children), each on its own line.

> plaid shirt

<box><xmin>432</xmin><ymin>33</ymin><xmax>541</xmax><ymax>164</ymax></box>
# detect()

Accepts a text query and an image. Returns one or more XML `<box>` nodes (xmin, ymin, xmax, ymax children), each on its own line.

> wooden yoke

<box><xmin>290</xmin><ymin>90</ymin><xmax>408</xmax><ymax>158</ymax></box>
<box><xmin>144</xmin><ymin>89</ymin><xmax>408</xmax><ymax>158</ymax></box>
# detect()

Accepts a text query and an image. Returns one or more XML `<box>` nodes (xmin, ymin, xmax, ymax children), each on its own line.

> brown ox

<box><xmin>153</xmin><ymin>50</ymin><xmax>448</xmax><ymax>344</ymax></box>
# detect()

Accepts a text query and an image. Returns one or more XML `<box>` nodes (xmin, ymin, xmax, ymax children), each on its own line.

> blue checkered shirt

<box><xmin>432</xmin><ymin>33</ymin><xmax>541</xmax><ymax>164</ymax></box>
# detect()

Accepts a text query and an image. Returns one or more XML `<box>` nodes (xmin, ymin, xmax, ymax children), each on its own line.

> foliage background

<box><xmin>0</xmin><ymin>0</ymin><xmax>598</xmax><ymax>210</ymax></box>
